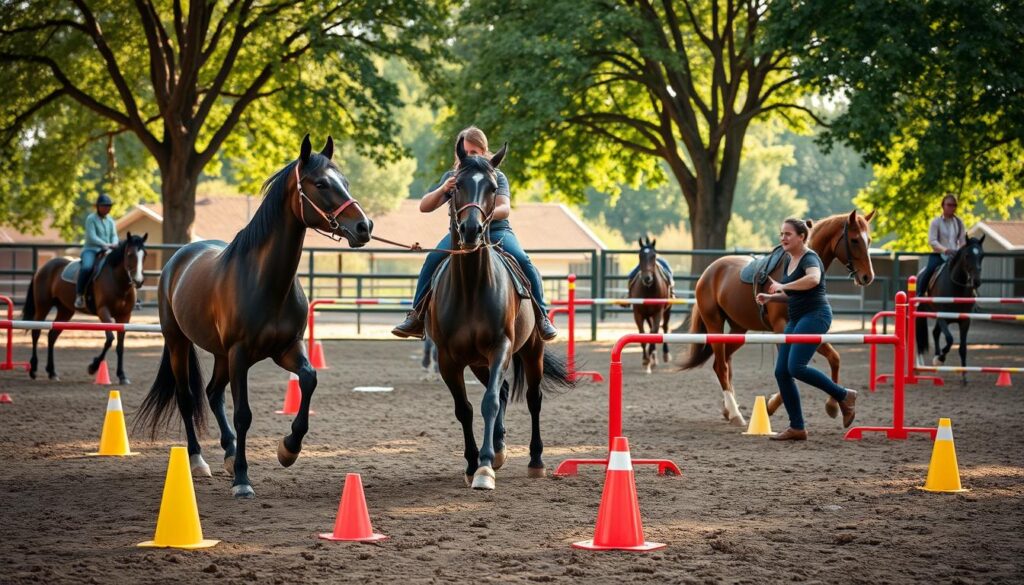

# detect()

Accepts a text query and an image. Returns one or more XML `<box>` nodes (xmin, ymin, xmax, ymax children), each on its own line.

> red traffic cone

<box><xmin>318</xmin><ymin>473</ymin><xmax>388</xmax><ymax>542</ymax></box>
<box><xmin>996</xmin><ymin>371</ymin><xmax>1012</xmax><ymax>387</ymax></box>
<box><xmin>93</xmin><ymin>361</ymin><xmax>111</xmax><ymax>385</ymax></box>
<box><xmin>573</xmin><ymin>436</ymin><xmax>665</xmax><ymax>551</ymax></box>
<box><xmin>311</xmin><ymin>341</ymin><xmax>328</xmax><ymax>369</ymax></box>
<box><xmin>0</xmin><ymin>392</ymin><xmax>12</xmax><ymax>404</ymax></box>
<box><xmin>276</xmin><ymin>373</ymin><xmax>313</xmax><ymax>415</ymax></box>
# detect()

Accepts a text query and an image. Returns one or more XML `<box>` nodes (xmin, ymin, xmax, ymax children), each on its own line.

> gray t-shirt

<box><xmin>928</xmin><ymin>215</ymin><xmax>966</xmax><ymax>255</ymax></box>
<box><xmin>432</xmin><ymin>169</ymin><xmax>511</xmax><ymax>230</ymax></box>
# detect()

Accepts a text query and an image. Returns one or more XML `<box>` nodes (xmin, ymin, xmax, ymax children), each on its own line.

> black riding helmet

<box><xmin>96</xmin><ymin>192</ymin><xmax>114</xmax><ymax>207</ymax></box>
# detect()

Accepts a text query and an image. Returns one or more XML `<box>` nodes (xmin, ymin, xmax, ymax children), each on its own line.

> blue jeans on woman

<box><xmin>411</xmin><ymin>225</ymin><xmax>548</xmax><ymax>311</ymax></box>
<box><xmin>76</xmin><ymin>248</ymin><xmax>100</xmax><ymax>296</ymax></box>
<box><xmin>774</xmin><ymin>309</ymin><xmax>849</xmax><ymax>430</ymax></box>
<box><xmin>916</xmin><ymin>253</ymin><xmax>944</xmax><ymax>293</ymax></box>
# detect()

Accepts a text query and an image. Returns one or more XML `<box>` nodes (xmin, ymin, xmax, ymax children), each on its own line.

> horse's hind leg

<box><xmin>634</xmin><ymin>311</ymin><xmax>651</xmax><ymax>372</ymax></box>
<box><xmin>439</xmin><ymin>354</ymin><xmax>478</xmax><ymax>485</ymax></box>
<box><xmin>816</xmin><ymin>343</ymin><xmax>841</xmax><ymax>419</ymax></box>
<box><xmin>523</xmin><ymin>342</ymin><xmax>546</xmax><ymax>478</ymax></box>
<box><xmin>472</xmin><ymin>366</ymin><xmax>508</xmax><ymax>470</ymax></box>
<box><xmin>113</xmin><ymin>330</ymin><xmax>129</xmax><ymax>384</ymax></box>
<box><xmin>166</xmin><ymin>335</ymin><xmax>206</xmax><ymax>479</ymax></box>
<box><xmin>89</xmin><ymin>308</ymin><xmax>116</xmax><ymax>377</ymax></box>
<box><xmin>933</xmin><ymin>320</ymin><xmax>953</xmax><ymax>365</ymax></box>
<box><xmin>273</xmin><ymin>340</ymin><xmax>317</xmax><ymax>469</ymax></box>
<box><xmin>45</xmin><ymin>305</ymin><xmax>74</xmax><ymax>381</ymax></box>
<box><xmin>205</xmin><ymin>355</ymin><xmax>234</xmax><ymax>475</ymax></box>
<box><xmin>717</xmin><ymin>341</ymin><xmax>746</xmax><ymax>426</ymax></box>
<box><xmin>647</xmin><ymin>315</ymin><xmax>659</xmax><ymax>371</ymax></box>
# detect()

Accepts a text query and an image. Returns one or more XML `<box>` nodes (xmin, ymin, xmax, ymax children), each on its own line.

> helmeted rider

<box><xmin>76</xmin><ymin>192</ymin><xmax>118</xmax><ymax>309</ymax></box>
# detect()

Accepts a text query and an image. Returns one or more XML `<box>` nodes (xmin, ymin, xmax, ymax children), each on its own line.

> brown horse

<box><xmin>136</xmin><ymin>135</ymin><xmax>372</xmax><ymax>499</ymax></box>
<box><xmin>682</xmin><ymin>210</ymin><xmax>876</xmax><ymax>426</ymax></box>
<box><xmin>22</xmin><ymin>233</ymin><xmax>148</xmax><ymax>384</ymax></box>
<box><xmin>629</xmin><ymin>236</ymin><xmax>672</xmax><ymax>374</ymax></box>
<box><xmin>427</xmin><ymin>137</ymin><xmax>571</xmax><ymax>490</ymax></box>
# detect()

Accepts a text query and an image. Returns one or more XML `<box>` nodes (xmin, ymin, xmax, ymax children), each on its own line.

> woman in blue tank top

<box><xmin>756</xmin><ymin>218</ymin><xmax>858</xmax><ymax>441</ymax></box>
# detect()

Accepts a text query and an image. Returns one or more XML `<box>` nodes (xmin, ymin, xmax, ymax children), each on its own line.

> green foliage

<box><xmin>767</xmin><ymin>0</ymin><xmax>1024</xmax><ymax>242</ymax></box>
<box><xmin>1</xmin><ymin>1</ymin><xmax>451</xmax><ymax>240</ymax></box>
<box><xmin>778</xmin><ymin>130</ymin><xmax>873</xmax><ymax>220</ymax></box>
<box><xmin>578</xmin><ymin>173</ymin><xmax>684</xmax><ymax>242</ymax></box>
<box><xmin>733</xmin><ymin>123</ymin><xmax>808</xmax><ymax>243</ymax></box>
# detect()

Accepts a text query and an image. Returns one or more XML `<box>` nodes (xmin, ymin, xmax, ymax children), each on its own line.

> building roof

<box><xmin>970</xmin><ymin>220</ymin><xmax>1024</xmax><ymax>250</ymax></box>
<box><xmin>118</xmin><ymin>196</ymin><xmax>607</xmax><ymax>252</ymax></box>
<box><xmin>0</xmin><ymin>222</ymin><xmax>67</xmax><ymax>244</ymax></box>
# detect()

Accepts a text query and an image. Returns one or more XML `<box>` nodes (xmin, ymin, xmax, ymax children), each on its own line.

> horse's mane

<box><xmin>808</xmin><ymin>213</ymin><xmax>849</xmax><ymax>245</ymax></box>
<box><xmin>106</xmin><ymin>234</ymin><xmax>144</xmax><ymax>267</ymax></box>
<box><xmin>222</xmin><ymin>154</ymin><xmax>332</xmax><ymax>259</ymax></box>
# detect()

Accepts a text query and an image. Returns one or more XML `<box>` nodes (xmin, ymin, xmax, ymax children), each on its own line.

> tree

<box><xmin>767</xmin><ymin>0</ymin><xmax>1024</xmax><ymax>246</ymax></box>
<box><xmin>1</xmin><ymin>1</ymin><xmax>448</xmax><ymax>242</ymax></box>
<box><xmin>440</xmin><ymin>0</ymin><xmax>812</xmax><ymax>271</ymax></box>
<box><xmin>732</xmin><ymin>121</ymin><xmax>807</xmax><ymax>243</ymax></box>
<box><xmin>777</xmin><ymin>129</ymin><xmax>873</xmax><ymax>220</ymax></box>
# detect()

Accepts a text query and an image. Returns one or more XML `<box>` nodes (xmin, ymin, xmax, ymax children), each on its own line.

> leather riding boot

<box><xmin>391</xmin><ymin>291</ymin><xmax>430</xmax><ymax>339</ymax></box>
<box><xmin>769</xmin><ymin>427</ymin><xmax>808</xmax><ymax>441</ymax></box>
<box><xmin>532</xmin><ymin>300</ymin><xmax>558</xmax><ymax>341</ymax></box>
<box><xmin>838</xmin><ymin>389</ymin><xmax>857</xmax><ymax>428</ymax></box>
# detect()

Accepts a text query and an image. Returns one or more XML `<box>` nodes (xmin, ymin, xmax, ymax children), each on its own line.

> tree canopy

<box><xmin>1</xmin><ymin>1</ymin><xmax>449</xmax><ymax>242</ymax></box>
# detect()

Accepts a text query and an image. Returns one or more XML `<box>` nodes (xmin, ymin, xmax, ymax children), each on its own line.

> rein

<box><xmin>831</xmin><ymin>220</ymin><xmax>858</xmax><ymax>279</ymax></box>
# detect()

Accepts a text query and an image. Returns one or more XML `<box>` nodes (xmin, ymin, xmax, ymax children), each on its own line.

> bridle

<box><xmin>294</xmin><ymin>164</ymin><xmax>363</xmax><ymax>242</ymax></box>
<box><xmin>447</xmin><ymin>168</ymin><xmax>499</xmax><ymax>253</ymax></box>
<box><xmin>832</xmin><ymin>220</ymin><xmax>859</xmax><ymax>280</ymax></box>
<box><xmin>948</xmin><ymin>242</ymin><xmax>981</xmax><ymax>289</ymax></box>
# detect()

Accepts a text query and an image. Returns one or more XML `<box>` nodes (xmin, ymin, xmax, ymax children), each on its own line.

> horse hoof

<box><xmin>729</xmin><ymin>415</ymin><xmax>746</xmax><ymax>427</ymax></box>
<box><xmin>527</xmin><ymin>466</ymin><xmax>546</xmax><ymax>478</ymax></box>
<box><xmin>277</xmin><ymin>440</ymin><xmax>299</xmax><ymax>468</ymax></box>
<box><xmin>223</xmin><ymin>456</ymin><xmax>235</xmax><ymax>477</ymax></box>
<box><xmin>119</xmin><ymin>377</ymin><xmax>131</xmax><ymax>385</ymax></box>
<box><xmin>465</xmin><ymin>475</ymin><xmax>473</xmax><ymax>487</ymax></box>
<box><xmin>493</xmin><ymin>448</ymin><xmax>507</xmax><ymax>470</ymax></box>
<box><xmin>825</xmin><ymin>398</ymin><xmax>839</xmax><ymax>419</ymax></box>
<box><xmin>48</xmin><ymin>373</ymin><xmax>61</xmax><ymax>382</ymax></box>
<box><xmin>28</xmin><ymin>370</ymin><xmax>36</xmax><ymax>380</ymax></box>
<box><xmin>232</xmin><ymin>484</ymin><xmax>255</xmax><ymax>499</ymax></box>
<box><xmin>722</xmin><ymin>407</ymin><xmax>731</xmax><ymax>421</ymax></box>
<box><xmin>87</xmin><ymin>363</ymin><xmax>98</xmax><ymax>375</ymax></box>
<box><xmin>663</xmin><ymin>352</ymin><xmax>672</xmax><ymax>363</ymax></box>
<box><xmin>190</xmin><ymin>454</ymin><xmax>212</xmax><ymax>478</ymax></box>
<box><xmin>471</xmin><ymin>466</ymin><xmax>496</xmax><ymax>490</ymax></box>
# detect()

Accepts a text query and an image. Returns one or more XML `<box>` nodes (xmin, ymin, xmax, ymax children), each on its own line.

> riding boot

<box><xmin>392</xmin><ymin>290</ymin><xmax>431</xmax><ymax>339</ymax></box>
<box><xmin>75</xmin><ymin>295</ymin><xmax>86</xmax><ymax>310</ymax></box>
<box><xmin>531</xmin><ymin>299</ymin><xmax>558</xmax><ymax>341</ymax></box>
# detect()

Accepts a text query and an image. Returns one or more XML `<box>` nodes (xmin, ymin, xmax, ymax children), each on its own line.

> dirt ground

<box><xmin>1</xmin><ymin>333</ymin><xmax>1022</xmax><ymax>584</ymax></box>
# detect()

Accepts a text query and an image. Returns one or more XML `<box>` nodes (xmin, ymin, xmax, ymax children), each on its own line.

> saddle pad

<box><xmin>739</xmin><ymin>245</ymin><xmax>785</xmax><ymax>285</ymax></box>
<box><xmin>60</xmin><ymin>255</ymin><xmax>109</xmax><ymax>284</ymax></box>
<box><xmin>628</xmin><ymin>263</ymin><xmax>673</xmax><ymax>289</ymax></box>
<box><xmin>431</xmin><ymin>248</ymin><xmax>531</xmax><ymax>300</ymax></box>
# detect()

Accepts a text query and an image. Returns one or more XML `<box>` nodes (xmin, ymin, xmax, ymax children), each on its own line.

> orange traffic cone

<box><xmin>319</xmin><ymin>473</ymin><xmax>388</xmax><ymax>542</ymax></box>
<box><xmin>276</xmin><ymin>373</ymin><xmax>313</xmax><ymax>415</ymax></box>
<box><xmin>0</xmin><ymin>392</ymin><xmax>12</xmax><ymax>404</ymax></box>
<box><xmin>996</xmin><ymin>371</ymin><xmax>1012</xmax><ymax>387</ymax></box>
<box><xmin>93</xmin><ymin>361</ymin><xmax>111</xmax><ymax>385</ymax></box>
<box><xmin>311</xmin><ymin>341</ymin><xmax>329</xmax><ymax>369</ymax></box>
<box><xmin>573</xmin><ymin>436</ymin><xmax>666</xmax><ymax>551</ymax></box>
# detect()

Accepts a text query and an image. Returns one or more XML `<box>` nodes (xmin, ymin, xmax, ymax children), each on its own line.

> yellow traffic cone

<box><xmin>742</xmin><ymin>396</ymin><xmax>775</xmax><ymax>436</ymax></box>
<box><xmin>920</xmin><ymin>418</ymin><xmax>968</xmax><ymax>493</ymax></box>
<box><xmin>138</xmin><ymin>446</ymin><xmax>219</xmax><ymax>549</ymax></box>
<box><xmin>88</xmin><ymin>390</ymin><xmax>137</xmax><ymax>456</ymax></box>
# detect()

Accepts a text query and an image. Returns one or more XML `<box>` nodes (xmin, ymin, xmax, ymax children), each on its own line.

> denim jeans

<box><xmin>917</xmin><ymin>253</ymin><xmax>944</xmax><ymax>293</ymax></box>
<box><xmin>774</xmin><ymin>309</ymin><xmax>848</xmax><ymax>430</ymax></box>
<box><xmin>77</xmin><ymin>248</ymin><xmax>99</xmax><ymax>295</ymax></box>
<box><xmin>411</xmin><ymin>227</ymin><xmax>548</xmax><ymax>311</ymax></box>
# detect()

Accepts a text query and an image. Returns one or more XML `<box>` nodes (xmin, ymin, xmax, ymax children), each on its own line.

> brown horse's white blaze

<box><xmin>682</xmin><ymin>210</ymin><xmax>876</xmax><ymax>426</ymax></box>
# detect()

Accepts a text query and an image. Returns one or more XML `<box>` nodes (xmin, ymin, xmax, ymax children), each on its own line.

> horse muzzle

<box><xmin>338</xmin><ymin>218</ymin><xmax>372</xmax><ymax>248</ymax></box>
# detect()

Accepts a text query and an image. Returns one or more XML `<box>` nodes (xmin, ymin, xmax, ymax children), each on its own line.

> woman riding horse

<box><xmin>23</xmin><ymin>232</ymin><xmax>147</xmax><ymax>384</ymax></box>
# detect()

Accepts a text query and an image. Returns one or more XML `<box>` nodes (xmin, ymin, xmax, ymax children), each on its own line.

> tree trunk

<box><xmin>160</xmin><ymin>163</ymin><xmax>198</xmax><ymax>245</ymax></box>
<box><xmin>688</xmin><ymin>185</ymin><xmax>732</xmax><ymax>276</ymax></box>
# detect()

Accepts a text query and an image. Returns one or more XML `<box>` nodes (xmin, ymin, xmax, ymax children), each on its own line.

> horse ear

<box><xmin>864</xmin><ymin>209</ymin><xmax>876</xmax><ymax>223</ymax></box>
<box><xmin>300</xmin><ymin>134</ymin><xmax>312</xmax><ymax>165</ymax></box>
<box><xmin>490</xmin><ymin>142</ymin><xmax>508</xmax><ymax>168</ymax></box>
<box><xmin>456</xmin><ymin>135</ymin><xmax>468</xmax><ymax>165</ymax></box>
<box><xmin>638</xmin><ymin>237</ymin><xmax>644</xmax><ymax>248</ymax></box>
<box><xmin>978</xmin><ymin>233</ymin><xmax>986</xmax><ymax>245</ymax></box>
<box><xmin>321</xmin><ymin>136</ymin><xmax>334</xmax><ymax>160</ymax></box>
<box><xmin>652</xmin><ymin>238</ymin><xmax>657</xmax><ymax>248</ymax></box>
<box><xmin>847</xmin><ymin>209</ymin><xmax>857</xmax><ymax>225</ymax></box>
<box><xmin>141</xmin><ymin>232</ymin><xmax>148</xmax><ymax>243</ymax></box>
<box><xmin>127</xmin><ymin>231</ymin><xmax>132</xmax><ymax>239</ymax></box>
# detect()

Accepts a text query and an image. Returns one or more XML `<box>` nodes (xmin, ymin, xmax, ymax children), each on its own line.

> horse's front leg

<box><xmin>471</xmin><ymin>366</ymin><xmax>508</xmax><ymax>470</ymax></box>
<box><xmin>88</xmin><ymin>308</ymin><xmax>116</xmax><ymax>376</ymax></box>
<box><xmin>633</xmin><ymin>311</ymin><xmax>650</xmax><ymax>372</ymax></box>
<box><xmin>227</xmin><ymin>346</ymin><xmax>255</xmax><ymax>498</ymax></box>
<box><xmin>439</xmin><ymin>354</ymin><xmax>478</xmax><ymax>485</ymax></box>
<box><xmin>473</xmin><ymin>339</ymin><xmax>512</xmax><ymax>490</ymax></box>
<box><xmin>45</xmin><ymin>306</ymin><xmax>74</xmax><ymax>381</ymax></box>
<box><xmin>114</xmin><ymin>330</ymin><xmax>129</xmax><ymax>384</ymax></box>
<box><xmin>933</xmin><ymin>320</ymin><xmax>953</xmax><ymax>365</ymax></box>
<box><xmin>646</xmin><ymin>315</ymin><xmax>659</xmax><ymax>371</ymax></box>
<box><xmin>273</xmin><ymin>340</ymin><xmax>317</xmax><ymax>467</ymax></box>
<box><xmin>958</xmin><ymin>321</ymin><xmax>970</xmax><ymax>385</ymax></box>
<box><xmin>661</xmin><ymin>307</ymin><xmax>672</xmax><ymax>363</ymax></box>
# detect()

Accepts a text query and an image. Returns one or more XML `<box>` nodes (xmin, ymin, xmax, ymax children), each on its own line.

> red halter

<box><xmin>294</xmin><ymin>164</ymin><xmax>361</xmax><ymax>241</ymax></box>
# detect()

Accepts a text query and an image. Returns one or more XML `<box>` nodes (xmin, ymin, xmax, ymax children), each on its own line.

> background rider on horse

<box><xmin>76</xmin><ymin>193</ymin><xmax>118</xmax><ymax>309</ymax></box>
<box><xmin>918</xmin><ymin>193</ymin><xmax>966</xmax><ymax>291</ymax></box>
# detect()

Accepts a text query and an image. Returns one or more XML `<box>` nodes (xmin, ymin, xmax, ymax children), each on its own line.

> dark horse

<box><xmin>23</xmin><ymin>233</ymin><xmax>148</xmax><ymax>384</ymax></box>
<box><xmin>916</xmin><ymin>236</ymin><xmax>985</xmax><ymax>384</ymax></box>
<box><xmin>136</xmin><ymin>135</ymin><xmax>372</xmax><ymax>499</ymax></box>
<box><xmin>629</xmin><ymin>236</ymin><xmax>672</xmax><ymax>374</ymax></box>
<box><xmin>427</xmin><ymin>137</ymin><xmax>571</xmax><ymax>490</ymax></box>
<box><xmin>682</xmin><ymin>211</ymin><xmax>876</xmax><ymax>426</ymax></box>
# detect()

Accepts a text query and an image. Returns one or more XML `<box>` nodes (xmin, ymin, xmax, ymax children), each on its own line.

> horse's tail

<box><xmin>680</xmin><ymin>304</ymin><xmax>713</xmax><ymax>370</ymax></box>
<box><xmin>915</xmin><ymin>312</ymin><xmax>929</xmax><ymax>356</ymax></box>
<box><xmin>134</xmin><ymin>344</ymin><xmax>206</xmax><ymax>437</ymax></box>
<box><xmin>541</xmin><ymin>351</ymin><xmax>574</xmax><ymax>394</ymax></box>
<box><xmin>21</xmin><ymin>278</ymin><xmax>36</xmax><ymax>321</ymax></box>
